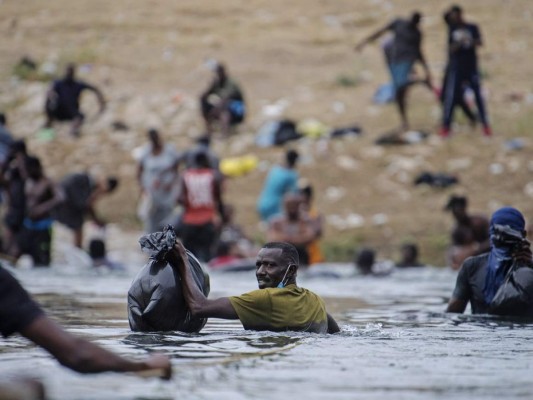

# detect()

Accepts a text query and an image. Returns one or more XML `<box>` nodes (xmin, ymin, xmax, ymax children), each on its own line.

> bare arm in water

<box><xmin>21</xmin><ymin>315</ymin><xmax>171</xmax><ymax>378</ymax></box>
<box><xmin>168</xmin><ymin>241</ymin><xmax>239</xmax><ymax>319</ymax></box>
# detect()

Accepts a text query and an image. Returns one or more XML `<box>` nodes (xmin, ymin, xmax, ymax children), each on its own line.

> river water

<box><xmin>2</xmin><ymin>259</ymin><xmax>533</xmax><ymax>400</ymax></box>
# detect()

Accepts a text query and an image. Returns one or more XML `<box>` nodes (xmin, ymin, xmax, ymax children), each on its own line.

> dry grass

<box><xmin>0</xmin><ymin>0</ymin><xmax>532</xmax><ymax>264</ymax></box>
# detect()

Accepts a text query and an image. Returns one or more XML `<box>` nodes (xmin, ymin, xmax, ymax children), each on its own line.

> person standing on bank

<box><xmin>355</xmin><ymin>11</ymin><xmax>433</xmax><ymax>131</ymax></box>
<box><xmin>440</xmin><ymin>5</ymin><xmax>492</xmax><ymax>138</ymax></box>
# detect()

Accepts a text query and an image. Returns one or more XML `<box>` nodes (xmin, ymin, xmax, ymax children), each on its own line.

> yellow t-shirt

<box><xmin>228</xmin><ymin>284</ymin><xmax>328</xmax><ymax>333</ymax></box>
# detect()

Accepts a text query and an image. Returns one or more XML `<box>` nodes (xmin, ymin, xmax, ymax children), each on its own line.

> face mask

<box><xmin>277</xmin><ymin>265</ymin><xmax>294</xmax><ymax>289</ymax></box>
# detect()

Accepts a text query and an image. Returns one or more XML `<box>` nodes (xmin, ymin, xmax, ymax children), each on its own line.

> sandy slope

<box><xmin>0</xmin><ymin>0</ymin><xmax>532</xmax><ymax>264</ymax></box>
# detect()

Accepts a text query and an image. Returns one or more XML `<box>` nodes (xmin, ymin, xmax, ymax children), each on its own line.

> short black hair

<box><xmin>355</xmin><ymin>248</ymin><xmax>375</xmax><ymax>274</ymax></box>
<box><xmin>286</xmin><ymin>149</ymin><xmax>299</xmax><ymax>168</ymax></box>
<box><xmin>11</xmin><ymin>139</ymin><xmax>26</xmax><ymax>155</ymax></box>
<box><xmin>196</xmin><ymin>135</ymin><xmax>211</xmax><ymax>147</ymax></box>
<box><xmin>402</xmin><ymin>243</ymin><xmax>418</xmax><ymax>259</ymax></box>
<box><xmin>411</xmin><ymin>11</ymin><xmax>422</xmax><ymax>23</ymax></box>
<box><xmin>0</xmin><ymin>113</ymin><xmax>6</xmax><ymax>125</ymax></box>
<box><xmin>148</xmin><ymin>128</ymin><xmax>160</xmax><ymax>142</ymax></box>
<box><xmin>89</xmin><ymin>238</ymin><xmax>106</xmax><ymax>259</ymax></box>
<box><xmin>195</xmin><ymin>151</ymin><xmax>210</xmax><ymax>168</ymax></box>
<box><xmin>107</xmin><ymin>176</ymin><xmax>119</xmax><ymax>192</ymax></box>
<box><xmin>263</xmin><ymin>242</ymin><xmax>299</xmax><ymax>266</ymax></box>
<box><xmin>25</xmin><ymin>155</ymin><xmax>42</xmax><ymax>171</ymax></box>
<box><xmin>450</xmin><ymin>4</ymin><xmax>463</xmax><ymax>14</ymax></box>
<box><xmin>445</xmin><ymin>195</ymin><xmax>467</xmax><ymax>211</ymax></box>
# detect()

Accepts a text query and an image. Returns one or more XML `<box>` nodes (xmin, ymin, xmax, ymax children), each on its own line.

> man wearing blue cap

<box><xmin>447</xmin><ymin>207</ymin><xmax>533</xmax><ymax>315</ymax></box>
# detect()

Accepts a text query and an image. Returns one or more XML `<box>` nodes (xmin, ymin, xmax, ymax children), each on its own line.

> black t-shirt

<box><xmin>53</xmin><ymin>79</ymin><xmax>92</xmax><ymax>113</ymax></box>
<box><xmin>0</xmin><ymin>266</ymin><xmax>44</xmax><ymax>337</ymax></box>
<box><xmin>387</xmin><ymin>18</ymin><xmax>421</xmax><ymax>64</ymax></box>
<box><xmin>448</xmin><ymin>23</ymin><xmax>481</xmax><ymax>74</ymax></box>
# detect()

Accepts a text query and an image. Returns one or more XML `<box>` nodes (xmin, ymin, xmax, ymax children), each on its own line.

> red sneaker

<box><xmin>482</xmin><ymin>125</ymin><xmax>492</xmax><ymax>137</ymax></box>
<box><xmin>439</xmin><ymin>126</ymin><xmax>450</xmax><ymax>138</ymax></box>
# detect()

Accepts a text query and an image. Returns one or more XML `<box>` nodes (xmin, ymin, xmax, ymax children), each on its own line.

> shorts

<box><xmin>17</xmin><ymin>224</ymin><xmax>53</xmax><ymax>267</ymax></box>
<box><xmin>389</xmin><ymin>61</ymin><xmax>414</xmax><ymax>90</ymax></box>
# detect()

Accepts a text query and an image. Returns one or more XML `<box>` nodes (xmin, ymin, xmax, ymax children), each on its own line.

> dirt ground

<box><xmin>0</xmin><ymin>0</ymin><xmax>532</xmax><ymax>264</ymax></box>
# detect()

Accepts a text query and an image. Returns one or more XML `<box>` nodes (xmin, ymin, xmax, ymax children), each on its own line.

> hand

<box><xmin>513</xmin><ymin>242</ymin><xmax>532</xmax><ymax>264</ymax></box>
<box><xmin>174</xmin><ymin>240</ymin><xmax>187</xmax><ymax>257</ymax></box>
<box><xmin>141</xmin><ymin>353</ymin><xmax>172</xmax><ymax>380</ymax></box>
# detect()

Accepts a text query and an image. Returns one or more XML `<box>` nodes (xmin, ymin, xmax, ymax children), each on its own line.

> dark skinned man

<box><xmin>168</xmin><ymin>241</ymin><xmax>340</xmax><ymax>334</ymax></box>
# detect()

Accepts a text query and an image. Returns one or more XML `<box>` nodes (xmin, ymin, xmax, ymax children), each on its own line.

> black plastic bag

<box><xmin>128</xmin><ymin>226</ymin><xmax>210</xmax><ymax>332</ymax></box>
<box><xmin>489</xmin><ymin>263</ymin><xmax>533</xmax><ymax>317</ymax></box>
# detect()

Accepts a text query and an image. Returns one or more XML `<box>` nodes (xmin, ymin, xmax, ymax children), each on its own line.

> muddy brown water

<box><xmin>2</xmin><ymin>262</ymin><xmax>533</xmax><ymax>400</ymax></box>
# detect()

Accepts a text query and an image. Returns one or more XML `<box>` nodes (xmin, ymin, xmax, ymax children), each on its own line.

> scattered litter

<box><xmin>336</xmin><ymin>155</ymin><xmax>359</xmax><ymax>171</ymax></box>
<box><xmin>261</xmin><ymin>99</ymin><xmax>290</xmax><ymax>118</ymax></box>
<box><xmin>524</xmin><ymin>182</ymin><xmax>533</xmax><ymax>198</ymax></box>
<box><xmin>372</xmin><ymin>213</ymin><xmax>389</xmax><ymax>226</ymax></box>
<box><xmin>36</xmin><ymin>128</ymin><xmax>56</xmax><ymax>142</ymax></box>
<box><xmin>325</xmin><ymin>186</ymin><xmax>346</xmax><ymax>201</ymax></box>
<box><xmin>255</xmin><ymin>119</ymin><xmax>301</xmax><ymax>147</ymax></box>
<box><xmin>297</xmin><ymin>119</ymin><xmax>329</xmax><ymax>139</ymax></box>
<box><xmin>330</xmin><ymin>125</ymin><xmax>362</xmax><ymax>139</ymax></box>
<box><xmin>414</xmin><ymin>172</ymin><xmax>458</xmax><ymax>188</ymax></box>
<box><xmin>375</xmin><ymin>130</ymin><xmax>429</xmax><ymax>145</ymax></box>
<box><xmin>504</xmin><ymin>138</ymin><xmax>526</xmax><ymax>151</ymax></box>
<box><xmin>111</xmin><ymin>120</ymin><xmax>130</xmax><ymax>131</ymax></box>
<box><xmin>327</xmin><ymin>213</ymin><xmax>365</xmax><ymax>230</ymax></box>
<box><xmin>489</xmin><ymin>163</ymin><xmax>504</xmax><ymax>175</ymax></box>
<box><xmin>220</xmin><ymin>155</ymin><xmax>258</xmax><ymax>177</ymax></box>
<box><xmin>447</xmin><ymin>158</ymin><xmax>472</xmax><ymax>172</ymax></box>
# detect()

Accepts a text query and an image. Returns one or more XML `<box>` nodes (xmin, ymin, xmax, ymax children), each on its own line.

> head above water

<box><xmin>489</xmin><ymin>207</ymin><xmax>526</xmax><ymax>246</ymax></box>
<box><xmin>400</xmin><ymin>243</ymin><xmax>419</xmax><ymax>265</ymax></box>
<box><xmin>355</xmin><ymin>248</ymin><xmax>375</xmax><ymax>275</ymax></box>
<box><xmin>255</xmin><ymin>242</ymin><xmax>299</xmax><ymax>289</ymax></box>
<box><xmin>445</xmin><ymin>195</ymin><xmax>468</xmax><ymax>222</ymax></box>
<box><xmin>0</xmin><ymin>113</ymin><xmax>6</xmax><ymax>126</ymax></box>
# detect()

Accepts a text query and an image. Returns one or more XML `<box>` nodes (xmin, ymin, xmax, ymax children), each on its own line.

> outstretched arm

<box><xmin>86</xmin><ymin>85</ymin><xmax>106</xmax><ymax>113</ymax></box>
<box><xmin>355</xmin><ymin>24</ymin><xmax>391</xmax><ymax>52</ymax></box>
<box><xmin>167</xmin><ymin>242</ymin><xmax>238</xmax><ymax>319</ymax></box>
<box><xmin>22</xmin><ymin>315</ymin><xmax>171</xmax><ymax>378</ymax></box>
<box><xmin>446</xmin><ymin>298</ymin><xmax>467</xmax><ymax>313</ymax></box>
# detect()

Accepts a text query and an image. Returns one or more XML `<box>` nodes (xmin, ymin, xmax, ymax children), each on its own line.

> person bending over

<box><xmin>168</xmin><ymin>241</ymin><xmax>340</xmax><ymax>334</ymax></box>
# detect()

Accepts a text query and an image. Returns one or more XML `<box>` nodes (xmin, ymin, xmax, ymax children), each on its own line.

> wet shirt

<box><xmin>0</xmin><ymin>266</ymin><xmax>43</xmax><ymax>337</ymax></box>
<box><xmin>387</xmin><ymin>18</ymin><xmax>421</xmax><ymax>64</ymax></box>
<box><xmin>182</xmin><ymin>168</ymin><xmax>217</xmax><ymax>225</ymax></box>
<box><xmin>229</xmin><ymin>284</ymin><xmax>328</xmax><ymax>333</ymax></box>
<box><xmin>452</xmin><ymin>253</ymin><xmax>492</xmax><ymax>314</ymax></box>
<box><xmin>448</xmin><ymin>23</ymin><xmax>481</xmax><ymax>74</ymax></box>
<box><xmin>53</xmin><ymin>79</ymin><xmax>92</xmax><ymax>113</ymax></box>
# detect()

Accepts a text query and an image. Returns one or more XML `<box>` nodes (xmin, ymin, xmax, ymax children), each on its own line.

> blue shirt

<box><xmin>257</xmin><ymin>165</ymin><xmax>298</xmax><ymax>221</ymax></box>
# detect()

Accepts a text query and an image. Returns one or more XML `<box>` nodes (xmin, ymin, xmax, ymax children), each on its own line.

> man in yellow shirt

<box><xmin>168</xmin><ymin>241</ymin><xmax>340</xmax><ymax>334</ymax></box>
